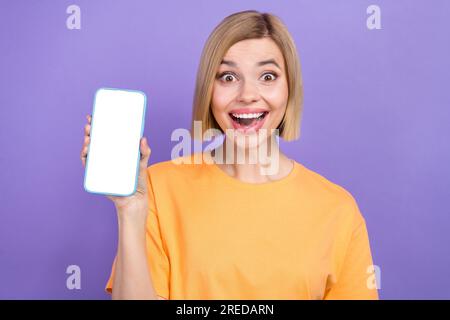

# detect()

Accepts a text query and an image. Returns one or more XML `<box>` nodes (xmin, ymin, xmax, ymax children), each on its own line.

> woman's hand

<box><xmin>80</xmin><ymin>114</ymin><xmax>152</xmax><ymax>221</ymax></box>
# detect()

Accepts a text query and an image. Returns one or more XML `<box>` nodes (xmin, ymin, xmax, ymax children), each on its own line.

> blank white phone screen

<box><xmin>84</xmin><ymin>88</ymin><xmax>146</xmax><ymax>196</ymax></box>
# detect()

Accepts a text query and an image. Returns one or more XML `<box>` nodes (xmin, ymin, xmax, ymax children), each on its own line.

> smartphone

<box><xmin>84</xmin><ymin>87</ymin><xmax>147</xmax><ymax>196</ymax></box>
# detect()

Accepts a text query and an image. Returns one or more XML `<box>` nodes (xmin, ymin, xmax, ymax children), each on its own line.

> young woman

<box><xmin>80</xmin><ymin>10</ymin><xmax>378</xmax><ymax>300</ymax></box>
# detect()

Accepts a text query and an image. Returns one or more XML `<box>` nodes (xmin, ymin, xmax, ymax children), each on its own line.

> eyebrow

<box><xmin>220</xmin><ymin>58</ymin><xmax>282</xmax><ymax>70</ymax></box>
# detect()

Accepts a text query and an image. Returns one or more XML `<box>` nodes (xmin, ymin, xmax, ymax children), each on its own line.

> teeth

<box><xmin>231</xmin><ymin>112</ymin><xmax>264</xmax><ymax>119</ymax></box>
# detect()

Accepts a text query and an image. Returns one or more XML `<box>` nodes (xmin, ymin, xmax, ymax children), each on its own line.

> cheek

<box><xmin>211</xmin><ymin>85</ymin><xmax>234</xmax><ymax>130</ymax></box>
<box><xmin>211</xmin><ymin>84</ymin><xmax>234</xmax><ymax>112</ymax></box>
<box><xmin>264</xmin><ymin>81</ymin><xmax>289</xmax><ymax>109</ymax></box>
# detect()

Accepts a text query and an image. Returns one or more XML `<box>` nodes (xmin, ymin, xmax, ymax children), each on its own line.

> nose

<box><xmin>237</xmin><ymin>79</ymin><xmax>260</xmax><ymax>104</ymax></box>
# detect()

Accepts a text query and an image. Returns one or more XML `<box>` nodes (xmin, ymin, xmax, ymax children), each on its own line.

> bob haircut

<box><xmin>191</xmin><ymin>10</ymin><xmax>304</xmax><ymax>141</ymax></box>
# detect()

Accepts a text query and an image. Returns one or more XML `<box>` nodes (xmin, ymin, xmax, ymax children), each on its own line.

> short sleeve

<box><xmin>105</xmin><ymin>167</ymin><xmax>171</xmax><ymax>299</ymax></box>
<box><xmin>324</xmin><ymin>200</ymin><xmax>379</xmax><ymax>300</ymax></box>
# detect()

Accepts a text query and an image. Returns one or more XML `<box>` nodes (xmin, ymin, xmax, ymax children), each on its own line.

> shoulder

<box><xmin>297</xmin><ymin>162</ymin><xmax>365</xmax><ymax>226</ymax></box>
<box><xmin>298</xmin><ymin>163</ymin><xmax>355</xmax><ymax>203</ymax></box>
<box><xmin>146</xmin><ymin>153</ymin><xmax>208</xmax><ymax>184</ymax></box>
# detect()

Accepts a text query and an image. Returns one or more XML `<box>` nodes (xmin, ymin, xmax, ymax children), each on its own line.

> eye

<box><xmin>217</xmin><ymin>72</ymin><xmax>238</xmax><ymax>83</ymax></box>
<box><xmin>261</xmin><ymin>72</ymin><xmax>278</xmax><ymax>82</ymax></box>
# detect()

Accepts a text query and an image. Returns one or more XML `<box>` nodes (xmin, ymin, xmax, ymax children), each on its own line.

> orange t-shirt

<box><xmin>106</xmin><ymin>153</ymin><xmax>379</xmax><ymax>299</ymax></box>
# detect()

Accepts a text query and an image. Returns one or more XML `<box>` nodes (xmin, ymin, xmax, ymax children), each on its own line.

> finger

<box><xmin>80</xmin><ymin>147</ymin><xmax>87</xmax><ymax>167</ymax></box>
<box><xmin>81</xmin><ymin>145</ymin><xmax>88</xmax><ymax>159</ymax></box>
<box><xmin>86</xmin><ymin>114</ymin><xmax>92</xmax><ymax>123</ymax></box>
<box><xmin>84</xmin><ymin>123</ymin><xmax>91</xmax><ymax>136</ymax></box>
<box><xmin>84</xmin><ymin>135</ymin><xmax>90</xmax><ymax>146</ymax></box>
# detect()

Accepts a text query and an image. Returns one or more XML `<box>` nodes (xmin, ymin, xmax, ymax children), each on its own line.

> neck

<box><xmin>210</xmin><ymin>134</ymin><xmax>294</xmax><ymax>183</ymax></box>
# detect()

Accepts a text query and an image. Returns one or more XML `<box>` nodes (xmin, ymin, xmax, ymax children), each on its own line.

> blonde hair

<box><xmin>191</xmin><ymin>10</ymin><xmax>303</xmax><ymax>141</ymax></box>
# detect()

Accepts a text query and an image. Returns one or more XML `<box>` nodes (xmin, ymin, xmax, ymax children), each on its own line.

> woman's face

<box><xmin>211</xmin><ymin>38</ymin><xmax>289</xmax><ymax>150</ymax></box>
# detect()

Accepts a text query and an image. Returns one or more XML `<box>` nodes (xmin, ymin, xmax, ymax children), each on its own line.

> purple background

<box><xmin>1</xmin><ymin>0</ymin><xmax>449</xmax><ymax>299</ymax></box>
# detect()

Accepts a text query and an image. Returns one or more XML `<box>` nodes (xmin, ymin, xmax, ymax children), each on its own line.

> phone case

<box><xmin>83</xmin><ymin>87</ymin><xmax>147</xmax><ymax>197</ymax></box>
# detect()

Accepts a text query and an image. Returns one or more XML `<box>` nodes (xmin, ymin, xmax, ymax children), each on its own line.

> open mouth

<box><xmin>228</xmin><ymin>111</ymin><xmax>269</xmax><ymax>132</ymax></box>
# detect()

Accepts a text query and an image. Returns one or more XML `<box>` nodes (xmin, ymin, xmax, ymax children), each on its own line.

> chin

<box><xmin>224</xmin><ymin>125</ymin><xmax>274</xmax><ymax>151</ymax></box>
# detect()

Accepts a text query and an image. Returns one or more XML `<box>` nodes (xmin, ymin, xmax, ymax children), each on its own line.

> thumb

<box><xmin>140</xmin><ymin>137</ymin><xmax>151</xmax><ymax>167</ymax></box>
<box><xmin>136</xmin><ymin>137</ymin><xmax>151</xmax><ymax>195</ymax></box>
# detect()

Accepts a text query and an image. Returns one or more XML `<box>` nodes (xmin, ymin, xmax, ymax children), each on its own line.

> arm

<box><xmin>111</xmin><ymin>209</ymin><xmax>160</xmax><ymax>300</ymax></box>
<box><xmin>106</xmin><ymin>172</ymin><xmax>171</xmax><ymax>300</ymax></box>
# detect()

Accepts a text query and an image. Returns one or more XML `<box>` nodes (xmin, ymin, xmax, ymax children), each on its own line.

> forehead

<box><xmin>222</xmin><ymin>38</ymin><xmax>284</xmax><ymax>66</ymax></box>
